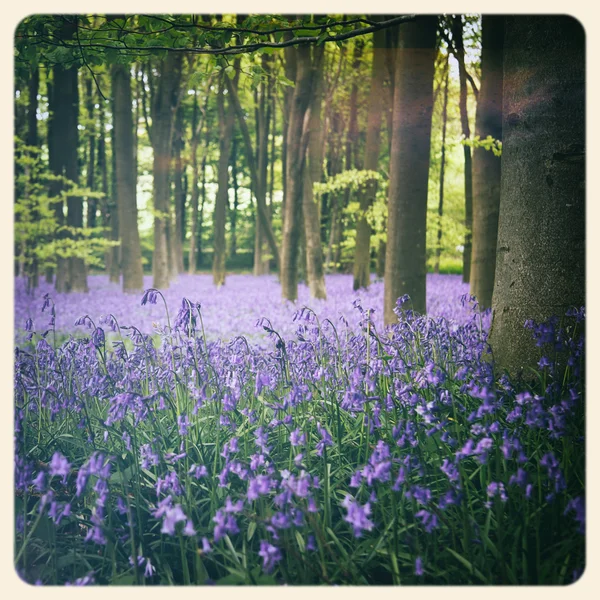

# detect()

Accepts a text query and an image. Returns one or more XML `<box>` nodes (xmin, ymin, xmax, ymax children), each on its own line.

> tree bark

<box><xmin>48</xmin><ymin>56</ymin><xmax>88</xmax><ymax>293</ymax></box>
<box><xmin>26</xmin><ymin>67</ymin><xmax>40</xmax><ymax>290</ymax></box>
<box><xmin>302</xmin><ymin>44</ymin><xmax>327</xmax><ymax>299</ymax></box>
<box><xmin>451</xmin><ymin>16</ymin><xmax>474</xmax><ymax>284</ymax></box>
<box><xmin>231</xmin><ymin>137</ymin><xmax>239</xmax><ymax>259</ymax></box>
<box><xmin>434</xmin><ymin>56</ymin><xmax>450</xmax><ymax>274</ymax></box>
<box><xmin>353</xmin><ymin>23</ymin><xmax>387</xmax><ymax>290</ymax></box>
<box><xmin>384</xmin><ymin>16</ymin><xmax>437</xmax><ymax>323</ymax></box>
<box><xmin>172</xmin><ymin>104</ymin><xmax>186</xmax><ymax>274</ymax></box>
<box><xmin>489</xmin><ymin>16</ymin><xmax>584</xmax><ymax>376</ymax></box>
<box><xmin>469</xmin><ymin>16</ymin><xmax>504</xmax><ymax>308</ymax></box>
<box><xmin>112</xmin><ymin>62</ymin><xmax>144</xmax><ymax>292</ymax></box>
<box><xmin>85</xmin><ymin>76</ymin><xmax>97</xmax><ymax>229</ymax></box>
<box><xmin>213</xmin><ymin>67</ymin><xmax>238</xmax><ymax>286</ymax></box>
<box><xmin>150</xmin><ymin>53</ymin><xmax>183</xmax><ymax>289</ymax></box>
<box><xmin>280</xmin><ymin>43</ymin><xmax>312</xmax><ymax>301</ymax></box>
<box><xmin>108</xmin><ymin>89</ymin><xmax>121</xmax><ymax>284</ymax></box>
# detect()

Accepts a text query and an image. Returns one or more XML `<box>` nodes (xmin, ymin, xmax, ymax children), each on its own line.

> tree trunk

<box><xmin>384</xmin><ymin>16</ymin><xmax>437</xmax><ymax>323</ymax></box>
<box><xmin>302</xmin><ymin>44</ymin><xmax>327</xmax><ymax>299</ymax></box>
<box><xmin>434</xmin><ymin>56</ymin><xmax>450</xmax><ymax>274</ymax></box>
<box><xmin>489</xmin><ymin>16</ymin><xmax>584</xmax><ymax>376</ymax></box>
<box><xmin>172</xmin><ymin>104</ymin><xmax>185</xmax><ymax>274</ymax></box>
<box><xmin>26</xmin><ymin>67</ymin><xmax>39</xmax><ymax>290</ymax></box>
<box><xmin>231</xmin><ymin>137</ymin><xmax>239</xmax><ymax>259</ymax></box>
<box><xmin>112</xmin><ymin>63</ymin><xmax>144</xmax><ymax>292</ymax></box>
<box><xmin>196</xmin><ymin>152</ymin><xmax>207</xmax><ymax>272</ymax></box>
<box><xmin>451</xmin><ymin>16</ymin><xmax>474</xmax><ymax>284</ymax></box>
<box><xmin>108</xmin><ymin>90</ymin><xmax>121</xmax><ymax>284</ymax></box>
<box><xmin>85</xmin><ymin>76</ymin><xmax>97</xmax><ymax>229</ymax></box>
<box><xmin>469</xmin><ymin>16</ymin><xmax>504</xmax><ymax>308</ymax></box>
<box><xmin>280</xmin><ymin>43</ymin><xmax>312</xmax><ymax>301</ymax></box>
<box><xmin>150</xmin><ymin>53</ymin><xmax>183</xmax><ymax>289</ymax></box>
<box><xmin>49</xmin><ymin>58</ymin><xmax>87</xmax><ymax>293</ymax></box>
<box><xmin>253</xmin><ymin>56</ymin><xmax>272</xmax><ymax>276</ymax></box>
<box><xmin>353</xmin><ymin>24</ymin><xmax>387</xmax><ymax>290</ymax></box>
<box><xmin>213</xmin><ymin>67</ymin><xmax>238</xmax><ymax>287</ymax></box>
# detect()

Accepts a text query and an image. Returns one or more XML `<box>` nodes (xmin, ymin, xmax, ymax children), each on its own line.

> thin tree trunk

<box><xmin>231</xmin><ymin>137</ymin><xmax>239</xmax><ymax>259</ymax></box>
<box><xmin>452</xmin><ymin>16</ymin><xmax>474</xmax><ymax>283</ymax></box>
<box><xmin>384</xmin><ymin>16</ymin><xmax>437</xmax><ymax>322</ymax></box>
<box><xmin>489</xmin><ymin>16</ymin><xmax>584</xmax><ymax>376</ymax></box>
<box><xmin>213</xmin><ymin>67</ymin><xmax>238</xmax><ymax>286</ymax></box>
<box><xmin>353</xmin><ymin>23</ymin><xmax>387</xmax><ymax>290</ymax></box>
<box><xmin>469</xmin><ymin>16</ymin><xmax>504</xmax><ymax>308</ymax></box>
<box><xmin>150</xmin><ymin>53</ymin><xmax>183</xmax><ymax>289</ymax></box>
<box><xmin>280</xmin><ymin>42</ymin><xmax>312</xmax><ymax>301</ymax></box>
<box><xmin>85</xmin><ymin>76</ymin><xmax>97</xmax><ymax>229</ymax></box>
<box><xmin>112</xmin><ymin>62</ymin><xmax>144</xmax><ymax>292</ymax></box>
<box><xmin>26</xmin><ymin>67</ymin><xmax>39</xmax><ymax>290</ymax></box>
<box><xmin>434</xmin><ymin>56</ymin><xmax>450</xmax><ymax>274</ymax></box>
<box><xmin>302</xmin><ymin>44</ymin><xmax>327</xmax><ymax>299</ymax></box>
<box><xmin>172</xmin><ymin>104</ymin><xmax>185</xmax><ymax>274</ymax></box>
<box><xmin>108</xmin><ymin>89</ymin><xmax>120</xmax><ymax>284</ymax></box>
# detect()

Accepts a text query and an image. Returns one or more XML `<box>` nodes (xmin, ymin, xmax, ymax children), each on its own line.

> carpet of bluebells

<box><xmin>14</xmin><ymin>275</ymin><xmax>585</xmax><ymax>585</ymax></box>
<box><xmin>14</xmin><ymin>274</ymin><xmax>487</xmax><ymax>344</ymax></box>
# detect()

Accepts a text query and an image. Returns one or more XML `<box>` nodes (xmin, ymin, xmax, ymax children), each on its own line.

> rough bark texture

<box><xmin>452</xmin><ymin>16</ymin><xmax>474</xmax><ymax>284</ymax></box>
<box><xmin>112</xmin><ymin>63</ymin><xmax>144</xmax><ymax>293</ymax></box>
<box><xmin>302</xmin><ymin>45</ymin><xmax>327</xmax><ymax>299</ymax></box>
<box><xmin>280</xmin><ymin>43</ymin><xmax>312</xmax><ymax>301</ymax></box>
<box><xmin>353</xmin><ymin>24</ymin><xmax>387</xmax><ymax>291</ymax></box>
<box><xmin>213</xmin><ymin>69</ymin><xmax>237</xmax><ymax>287</ymax></box>
<box><xmin>489</xmin><ymin>16</ymin><xmax>585</xmax><ymax>376</ymax></box>
<box><xmin>469</xmin><ymin>16</ymin><xmax>504</xmax><ymax>308</ymax></box>
<box><xmin>435</xmin><ymin>57</ymin><xmax>450</xmax><ymax>274</ymax></box>
<box><xmin>384</xmin><ymin>16</ymin><xmax>437</xmax><ymax>323</ymax></box>
<box><xmin>150</xmin><ymin>53</ymin><xmax>183</xmax><ymax>289</ymax></box>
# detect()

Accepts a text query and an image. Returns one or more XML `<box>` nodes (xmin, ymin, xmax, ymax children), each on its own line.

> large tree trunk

<box><xmin>469</xmin><ymin>16</ymin><xmax>504</xmax><ymax>308</ymax></box>
<box><xmin>434</xmin><ymin>56</ymin><xmax>450</xmax><ymax>274</ymax></box>
<box><xmin>489</xmin><ymin>16</ymin><xmax>584</xmax><ymax>376</ymax></box>
<box><xmin>172</xmin><ymin>105</ymin><xmax>186</xmax><ymax>275</ymax></box>
<box><xmin>302</xmin><ymin>44</ymin><xmax>327</xmax><ymax>299</ymax></box>
<box><xmin>452</xmin><ymin>16</ymin><xmax>474</xmax><ymax>284</ymax></box>
<box><xmin>384</xmin><ymin>16</ymin><xmax>437</xmax><ymax>323</ymax></box>
<box><xmin>150</xmin><ymin>53</ymin><xmax>183</xmax><ymax>289</ymax></box>
<box><xmin>353</xmin><ymin>23</ymin><xmax>387</xmax><ymax>290</ymax></box>
<box><xmin>280</xmin><ymin>43</ymin><xmax>312</xmax><ymax>301</ymax></box>
<box><xmin>112</xmin><ymin>63</ymin><xmax>144</xmax><ymax>292</ymax></box>
<box><xmin>213</xmin><ymin>67</ymin><xmax>238</xmax><ymax>287</ymax></box>
<box><xmin>230</xmin><ymin>137</ymin><xmax>239</xmax><ymax>260</ymax></box>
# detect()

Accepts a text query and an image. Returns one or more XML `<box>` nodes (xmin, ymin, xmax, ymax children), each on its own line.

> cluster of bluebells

<box><xmin>13</xmin><ymin>283</ymin><xmax>584</xmax><ymax>585</ymax></box>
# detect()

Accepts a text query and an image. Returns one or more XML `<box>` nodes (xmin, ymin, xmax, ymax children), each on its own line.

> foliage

<box><xmin>14</xmin><ymin>289</ymin><xmax>585</xmax><ymax>585</ymax></box>
<box><xmin>14</xmin><ymin>137</ymin><xmax>117</xmax><ymax>278</ymax></box>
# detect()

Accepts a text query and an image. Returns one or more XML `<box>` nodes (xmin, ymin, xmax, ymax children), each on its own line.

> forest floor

<box><xmin>14</xmin><ymin>273</ymin><xmax>484</xmax><ymax>345</ymax></box>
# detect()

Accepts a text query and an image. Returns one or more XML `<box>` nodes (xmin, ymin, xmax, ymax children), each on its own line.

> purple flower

<box><xmin>415</xmin><ymin>556</ymin><xmax>424</xmax><ymax>576</ymax></box>
<box><xmin>48</xmin><ymin>452</ymin><xmax>70</xmax><ymax>484</ymax></box>
<box><xmin>259</xmin><ymin>540</ymin><xmax>282</xmax><ymax>574</ymax></box>
<box><xmin>342</xmin><ymin>495</ymin><xmax>374</xmax><ymax>537</ymax></box>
